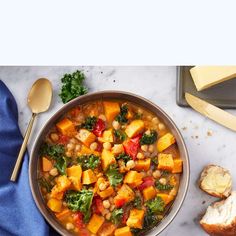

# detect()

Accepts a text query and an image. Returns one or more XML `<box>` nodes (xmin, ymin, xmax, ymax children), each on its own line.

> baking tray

<box><xmin>176</xmin><ymin>66</ymin><xmax>236</xmax><ymax>109</ymax></box>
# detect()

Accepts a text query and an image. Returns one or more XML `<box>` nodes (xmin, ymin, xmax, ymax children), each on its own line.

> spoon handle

<box><xmin>10</xmin><ymin>113</ymin><xmax>37</xmax><ymax>182</ymax></box>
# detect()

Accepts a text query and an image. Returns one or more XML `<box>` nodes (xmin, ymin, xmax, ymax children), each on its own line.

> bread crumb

<box><xmin>182</xmin><ymin>126</ymin><xmax>187</xmax><ymax>131</ymax></box>
<box><xmin>207</xmin><ymin>130</ymin><xmax>213</xmax><ymax>136</ymax></box>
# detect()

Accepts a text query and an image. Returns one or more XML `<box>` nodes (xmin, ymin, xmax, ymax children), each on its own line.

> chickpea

<box><xmin>99</xmin><ymin>182</ymin><xmax>107</xmax><ymax>191</ymax></box>
<box><xmin>159</xmin><ymin>178</ymin><xmax>167</xmax><ymax>185</ymax></box>
<box><xmin>145</xmin><ymin>129</ymin><xmax>151</xmax><ymax>135</ymax></box>
<box><xmin>110</xmin><ymin>204</ymin><xmax>115</xmax><ymax>211</ymax></box>
<box><xmin>152</xmin><ymin>117</ymin><xmax>160</xmax><ymax>125</ymax></box>
<box><xmin>148</xmin><ymin>144</ymin><xmax>154</xmax><ymax>153</ymax></box>
<box><xmin>90</xmin><ymin>142</ymin><xmax>98</xmax><ymax>151</ymax></box>
<box><xmin>102</xmin><ymin>209</ymin><xmax>109</xmax><ymax>216</ymax></box>
<box><xmin>62</xmin><ymin>201</ymin><xmax>67</xmax><ymax>207</ymax></box>
<box><xmin>152</xmin><ymin>170</ymin><xmax>161</xmax><ymax>178</ymax></box>
<box><xmin>49</xmin><ymin>168</ymin><xmax>58</xmax><ymax>176</ymax></box>
<box><xmin>109</xmin><ymin>197</ymin><xmax>114</xmax><ymax>204</ymax></box>
<box><xmin>158</xmin><ymin>123</ymin><xmax>166</xmax><ymax>131</ymax></box>
<box><xmin>67</xmin><ymin>143</ymin><xmax>75</xmax><ymax>151</ymax></box>
<box><xmin>70</xmin><ymin>138</ymin><xmax>77</xmax><ymax>144</ymax></box>
<box><xmin>103</xmin><ymin>200</ymin><xmax>111</xmax><ymax>209</ymax></box>
<box><xmin>141</xmin><ymin>145</ymin><xmax>148</xmax><ymax>152</ymax></box>
<box><xmin>66</xmin><ymin>151</ymin><xmax>72</xmax><ymax>157</ymax></box>
<box><xmin>137</xmin><ymin>108</ymin><xmax>143</xmax><ymax>114</ymax></box>
<box><xmin>126</xmin><ymin>160</ymin><xmax>135</xmax><ymax>169</ymax></box>
<box><xmin>103</xmin><ymin>142</ymin><xmax>111</xmax><ymax>150</ymax></box>
<box><xmin>74</xmin><ymin>144</ymin><xmax>81</xmax><ymax>152</ymax></box>
<box><xmin>137</xmin><ymin>152</ymin><xmax>144</xmax><ymax>159</ymax></box>
<box><xmin>112</xmin><ymin>144</ymin><xmax>124</xmax><ymax>154</ymax></box>
<box><xmin>66</xmin><ymin>222</ymin><xmax>74</xmax><ymax>230</ymax></box>
<box><xmin>147</xmin><ymin>115</ymin><xmax>152</xmax><ymax>121</ymax></box>
<box><xmin>147</xmin><ymin>170</ymin><xmax>152</xmax><ymax>176</ymax></box>
<box><xmin>98</xmin><ymin>114</ymin><xmax>106</xmax><ymax>121</ymax></box>
<box><xmin>105</xmin><ymin>212</ymin><xmax>111</xmax><ymax>220</ymax></box>
<box><xmin>50</xmin><ymin>133</ymin><xmax>59</xmax><ymax>142</ymax></box>
<box><xmin>112</xmin><ymin>120</ymin><xmax>120</xmax><ymax>130</ymax></box>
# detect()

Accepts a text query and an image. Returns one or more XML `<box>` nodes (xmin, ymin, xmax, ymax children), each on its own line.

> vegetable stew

<box><xmin>38</xmin><ymin>100</ymin><xmax>183</xmax><ymax>236</ymax></box>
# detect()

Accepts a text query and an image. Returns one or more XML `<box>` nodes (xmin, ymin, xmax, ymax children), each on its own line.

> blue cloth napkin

<box><xmin>0</xmin><ymin>80</ymin><xmax>59</xmax><ymax>236</ymax></box>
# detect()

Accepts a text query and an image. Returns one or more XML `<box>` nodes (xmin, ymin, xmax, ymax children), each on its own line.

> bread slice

<box><xmin>199</xmin><ymin>165</ymin><xmax>232</xmax><ymax>198</ymax></box>
<box><xmin>200</xmin><ymin>191</ymin><xmax>236</xmax><ymax>236</ymax></box>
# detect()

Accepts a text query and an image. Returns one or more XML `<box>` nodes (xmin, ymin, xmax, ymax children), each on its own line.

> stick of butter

<box><xmin>190</xmin><ymin>66</ymin><xmax>236</xmax><ymax>91</ymax></box>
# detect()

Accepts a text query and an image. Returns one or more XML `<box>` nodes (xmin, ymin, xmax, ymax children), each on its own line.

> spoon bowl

<box><xmin>28</xmin><ymin>78</ymin><xmax>53</xmax><ymax>114</ymax></box>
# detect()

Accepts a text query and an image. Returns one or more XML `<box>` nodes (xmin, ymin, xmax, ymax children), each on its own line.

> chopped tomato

<box><xmin>73</xmin><ymin>212</ymin><xmax>85</xmax><ymax>228</ymax></box>
<box><xmin>93</xmin><ymin>118</ymin><xmax>106</xmax><ymax>137</ymax></box>
<box><xmin>123</xmin><ymin>134</ymin><xmax>142</xmax><ymax>160</ymax></box>
<box><xmin>58</xmin><ymin>134</ymin><xmax>69</xmax><ymax>144</ymax></box>
<box><xmin>79</xmin><ymin>229</ymin><xmax>90</xmax><ymax>236</ymax></box>
<box><xmin>114</xmin><ymin>198</ymin><xmax>126</xmax><ymax>208</ymax></box>
<box><xmin>137</xmin><ymin>176</ymin><xmax>155</xmax><ymax>190</ymax></box>
<box><xmin>92</xmin><ymin>196</ymin><xmax>104</xmax><ymax>214</ymax></box>
<box><xmin>96</xmin><ymin>142</ymin><xmax>103</xmax><ymax>152</ymax></box>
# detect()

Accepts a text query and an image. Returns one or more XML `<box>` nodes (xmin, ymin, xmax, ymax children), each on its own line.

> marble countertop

<box><xmin>1</xmin><ymin>66</ymin><xmax>236</xmax><ymax>236</ymax></box>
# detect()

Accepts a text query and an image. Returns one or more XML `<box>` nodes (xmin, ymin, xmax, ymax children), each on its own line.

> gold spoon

<box><xmin>10</xmin><ymin>78</ymin><xmax>53</xmax><ymax>182</ymax></box>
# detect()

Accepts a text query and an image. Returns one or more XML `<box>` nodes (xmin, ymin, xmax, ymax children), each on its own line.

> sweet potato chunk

<box><xmin>82</xmin><ymin>169</ymin><xmax>97</xmax><ymax>185</ymax></box>
<box><xmin>125</xmin><ymin>120</ymin><xmax>144</xmax><ymax>138</ymax></box>
<box><xmin>87</xmin><ymin>214</ymin><xmax>105</xmax><ymax>234</ymax></box>
<box><xmin>103</xmin><ymin>101</ymin><xmax>120</xmax><ymax>122</ymax></box>
<box><xmin>143</xmin><ymin>186</ymin><xmax>157</xmax><ymax>201</ymax></box>
<box><xmin>114</xmin><ymin>226</ymin><xmax>132</xmax><ymax>236</ymax></box>
<box><xmin>156</xmin><ymin>193</ymin><xmax>174</xmax><ymax>205</ymax></box>
<box><xmin>124</xmin><ymin>171</ymin><xmax>143</xmax><ymax>188</ymax></box>
<box><xmin>67</xmin><ymin>165</ymin><xmax>82</xmax><ymax>190</ymax></box>
<box><xmin>114</xmin><ymin>184</ymin><xmax>135</xmax><ymax>204</ymax></box>
<box><xmin>126</xmin><ymin>209</ymin><xmax>145</xmax><ymax>229</ymax></box>
<box><xmin>77</xmin><ymin>145</ymin><xmax>100</xmax><ymax>156</ymax></box>
<box><xmin>157</xmin><ymin>132</ymin><xmax>176</xmax><ymax>152</ymax></box>
<box><xmin>98</xmin><ymin>129</ymin><xmax>114</xmax><ymax>143</ymax></box>
<box><xmin>157</xmin><ymin>153</ymin><xmax>174</xmax><ymax>171</ymax></box>
<box><xmin>134</xmin><ymin>159</ymin><xmax>151</xmax><ymax>172</ymax></box>
<box><xmin>172</xmin><ymin>159</ymin><xmax>183</xmax><ymax>173</ymax></box>
<box><xmin>75</xmin><ymin>129</ymin><xmax>96</xmax><ymax>147</ymax></box>
<box><xmin>56</xmin><ymin>118</ymin><xmax>75</xmax><ymax>136</ymax></box>
<box><xmin>98</xmin><ymin>186</ymin><xmax>114</xmax><ymax>199</ymax></box>
<box><xmin>42</xmin><ymin>157</ymin><xmax>53</xmax><ymax>172</ymax></box>
<box><xmin>98</xmin><ymin>222</ymin><xmax>116</xmax><ymax>236</ymax></box>
<box><xmin>101</xmin><ymin>149</ymin><xmax>116</xmax><ymax>170</ymax></box>
<box><xmin>47</xmin><ymin>198</ymin><xmax>62</xmax><ymax>212</ymax></box>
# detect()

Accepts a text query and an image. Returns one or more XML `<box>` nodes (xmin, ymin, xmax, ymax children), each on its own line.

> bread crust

<box><xmin>199</xmin><ymin>164</ymin><xmax>232</xmax><ymax>198</ymax></box>
<box><xmin>200</xmin><ymin>219</ymin><xmax>236</xmax><ymax>236</ymax></box>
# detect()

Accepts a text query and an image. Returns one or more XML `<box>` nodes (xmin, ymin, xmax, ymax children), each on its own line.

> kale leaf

<box><xmin>38</xmin><ymin>177</ymin><xmax>53</xmax><ymax>193</ymax></box>
<box><xmin>116</xmin><ymin>153</ymin><xmax>131</xmax><ymax>163</ymax></box>
<box><xmin>54</xmin><ymin>156</ymin><xmax>69</xmax><ymax>175</ymax></box>
<box><xmin>145</xmin><ymin>196</ymin><xmax>165</xmax><ymax>214</ymax></box>
<box><xmin>40</xmin><ymin>143</ymin><xmax>65</xmax><ymax>160</ymax></box>
<box><xmin>115</xmin><ymin>104</ymin><xmax>128</xmax><ymax>124</ymax></box>
<box><xmin>59</xmin><ymin>70</ymin><xmax>88</xmax><ymax>103</ymax></box>
<box><xmin>65</xmin><ymin>189</ymin><xmax>93</xmax><ymax>222</ymax></box>
<box><xmin>80</xmin><ymin>116</ymin><xmax>97</xmax><ymax>131</ymax></box>
<box><xmin>155</xmin><ymin>181</ymin><xmax>173</xmax><ymax>191</ymax></box>
<box><xmin>111</xmin><ymin>208</ymin><xmax>123</xmax><ymax>225</ymax></box>
<box><xmin>77</xmin><ymin>154</ymin><xmax>100</xmax><ymax>170</ymax></box>
<box><xmin>133</xmin><ymin>196</ymin><xmax>142</xmax><ymax>209</ymax></box>
<box><xmin>114</xmin><ymin>129</ymin><xmax>127</xmax><ymax>142</ymax></box>
<box><xmin>105</xmin><ymin>164</ymin><xmax>123</xmax><ymax>187</ymax></box>
<box><xmin>140</xmin><ymin>130</ymin><xmax>158</xmax><ymax>145</ymax></box>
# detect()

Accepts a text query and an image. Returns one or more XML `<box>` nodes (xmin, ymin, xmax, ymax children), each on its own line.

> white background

<box><xmin>0</xmin><ymin>0</ymin><xmax>236</xmax><ymax>65</ymax></box>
